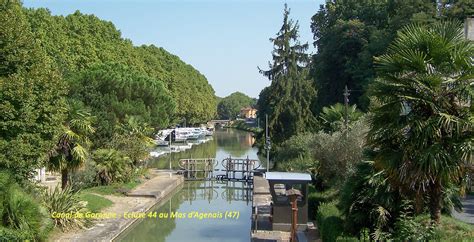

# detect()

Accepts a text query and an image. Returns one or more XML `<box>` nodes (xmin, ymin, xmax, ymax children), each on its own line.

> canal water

<box><xmin>117</xmin><ymin>128</ymin><xmax>262</xmax><ymax>242</ymax></box>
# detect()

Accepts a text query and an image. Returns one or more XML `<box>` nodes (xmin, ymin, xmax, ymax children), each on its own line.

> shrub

<box><xmin>274</xmin><ymin>133</ymin><xmax>315</xmax><ymax>162</ymax></box>
<box><xmin>308</xmin><ymin>187</ymin><xmax>339</xmax><ymax>220</ymax></box>
<box><xmin>94</xmin><ymin>148</ymin><xmax>133</xmax><ymax>185</ymax></box>
<box><xmin>70</xmin><ymin>160</ymin><xmax>99</xmax><ymax>190</ymax></box>
<box><xmin>0</xmin><ymin>171</ymin><xmax>51</xmax><ymax>241</ymax></box>
<box><xmin>316</xmin><ymin>201</ymin><xmax>344</xmax><ymax>242</ymax></box>
<box><xmin>312</xmin><ymin>118</ymin><xmax>368</xmax><ymax>188</ymax></box>
<box><xmin>338</xmin><ymin>160</ymin><xmax>400</xmax><ymax>237</ymax></box>
<box><xmin>0</xmin><ymin>226</ymin><xmax>34</xmax><ymax>241</ymax></box>
<box><xmin>43</xmin><ymin>186</ymin><xmax>88</xmax><ymax>231</ymax></box>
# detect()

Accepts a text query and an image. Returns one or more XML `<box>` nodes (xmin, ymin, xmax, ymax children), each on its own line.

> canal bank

<box><xmin>53</xmin><ymin>172</ymin><xmax>184</xmax><ymax>242</ymax></box>
<box><xmin>115</xmin><ymin>128</ymin><xmax>261</xmax><ymax>242</ymax></box>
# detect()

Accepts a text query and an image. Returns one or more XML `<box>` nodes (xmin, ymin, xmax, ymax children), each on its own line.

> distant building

<box><xmin>240</xmin><ymin>107</ymin><xmax>257</xmax><ymax>119</ymax></box>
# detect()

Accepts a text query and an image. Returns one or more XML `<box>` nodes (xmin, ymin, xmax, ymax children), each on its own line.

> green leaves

<box><xmin>217</xmin><ymin>92</ymin><xmax>255</xmax><ymax>119</ymax></box>
<box><xmin>370</xmin><ymin>21</ymin><xmax>473</xmax><ymax>223</ymax></box>
<box><xmin>0</xmin><ymin>0</ymin><xmax>67</xmax><ymax>182</ymax></box>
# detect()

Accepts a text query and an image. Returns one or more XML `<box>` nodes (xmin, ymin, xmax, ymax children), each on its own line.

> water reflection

<box><xmin>148</xmin><ymin>128</ymin><xmax>257</xmax><ymax>170</ymax></box>
<box><xmin>118</xmin><ymin>181</ymin><xmax>252</xmax><ymax>242</ymax></box>
<box><xmin>118</xmin><ymin>129</ymin><xmax>258</xmax><ymax>242</ymax></box>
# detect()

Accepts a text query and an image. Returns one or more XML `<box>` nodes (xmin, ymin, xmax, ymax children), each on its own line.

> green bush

<box><xmin>0</xmin><ymin>171</ymin><xmax>51</xmax><ymax>241</ymax></box>
<box><xmin>274</xmin><ymin>133</ymin><xmax>315</xmax><ymax>162</ymax></box>
<box><xmin>94</xmin><ymin>148</ymin><xmax>133</xmax><ymax>185</ymax></box>
<box><xmin>70</xmin><ymin>160</ymin><xmax>99</xmax><ymax>190</ymax></box>
<box><xmin>0</xmin><ymin>226</ymin><xmax>34</xmax><ymax>241</ymax></box>
<box><xmin>43</xmin><ymin>186</ymin><xmax>88</xmax><ymax>231</ymax></box>
<box><xmin>316</xmin><ymin>201</ymin><xmax>344</xmax><ymax>242</ymax></box>
<box><xmin>308</xmin><ymin>188</ymin><xmax>339</xmax><ymax>220</ymax></box>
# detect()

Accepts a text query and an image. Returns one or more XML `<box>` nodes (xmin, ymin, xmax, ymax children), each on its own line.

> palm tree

<box><xmin>48</xmin><ymin>100</ymin><xmax>95</xmax><ymax>189</ymax></box>
<box><xmin>369</xmin><ymin>21</ymin><xmax>473</xmax><ymax>224</ymax></box>
<box><xmin>319</xmin><ymin>103</ymin><xmax>363</xmax><ymax>132</ymax></box>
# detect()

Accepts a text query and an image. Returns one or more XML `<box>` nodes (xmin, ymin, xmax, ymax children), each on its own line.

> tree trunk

<box><xmin>429</xmin><ymin>180</ymin><xmax>442</xmax><ymax>224</ymax></box>
<box><xmin>61</xmin><ymin>168</ymin><xmax>68</xmax><ymax>189</ymax></box>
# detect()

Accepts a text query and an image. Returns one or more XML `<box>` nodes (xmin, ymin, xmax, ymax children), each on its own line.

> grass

<box><xmin>78</xmin><ymin>193</ymin><xmax>113</xmax><ymax>212</ymax></box>
<box><xmin>82</xmin><ymin>180</ymin><xmax>141</xmax><ymax>196</ymax></box>
<box><xmin>433</xmin><ymin>215</ymin><xmax>474</xmax><ymax>240</ymax></box>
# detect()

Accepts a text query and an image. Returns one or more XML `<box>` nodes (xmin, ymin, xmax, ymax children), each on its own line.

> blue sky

<box><xmin>23</xmin><ymin>0</ymin><xmax>325</xmax><ymax>98</ymax></box>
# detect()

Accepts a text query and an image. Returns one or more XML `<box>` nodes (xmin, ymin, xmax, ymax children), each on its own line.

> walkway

<box><xmin>453</xmin><ymin>195</ymin><xmax>474</xmax><ymax>224</ymax></box>
<box><xmin>53</xmin><ymin>171</ymin><xmax>184</xmax><ymax>241</ymax></box>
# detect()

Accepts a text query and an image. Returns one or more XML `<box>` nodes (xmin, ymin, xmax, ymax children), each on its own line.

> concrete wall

<box><xmin>465</xmin><ymin>18</ymin><xmax>474</xmax><ymax>41</ymax></box>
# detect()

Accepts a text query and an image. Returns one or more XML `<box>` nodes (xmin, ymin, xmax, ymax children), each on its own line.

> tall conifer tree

<box><xmin>258</xmin><ymin>4</ymin><xmax>316</xmax><ymax>143</ymax></box>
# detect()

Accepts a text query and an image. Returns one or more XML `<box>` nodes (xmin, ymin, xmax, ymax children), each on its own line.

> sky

<box><xmin>23</xmin><ymin>0</ymin><xmax>325</xmax><ymax>98</ymax></box>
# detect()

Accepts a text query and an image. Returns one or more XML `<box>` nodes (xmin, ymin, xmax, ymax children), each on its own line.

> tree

<box><xmin>69</xmin><ymin>63</ymin><xmax>175</xmax><ymax>147</ymax></box>
<box><xmin>368</xmin><ymin>21</ymin><xmax>473</xmax><ymax>224</ymax></box>
<box><xmin>0</xmin><ymin>0</ymin><xmax>66</xmax><ymax>183</ymax></box>
<box><xmin>319</xmin><ymin>103</ymin><xmax>363</xmax><ymax>132</ymax></box>
<box><xmin>48</xmin><ymin>100</ymin><xmax>94</xmax><ymax>189</ymax></box>
<box><xmin>108</xmin><ymin>115</ymin><xmax>154</xmax><ymax>166</ymax></box>
<box><xmin>258</xmin><ymin>4</ymin><xmax>316</xmax><ymax>143</ymax></box>
<box><xmin>216</xmin><ymin>92</ymin><xmax>255</xmax><ymax>119</ymax></box>
<box><xmin>25</xmin><ymin>8</ymin><xmax>217</xmax><ymax>125</ymax></box>
<box><xmin>310</xmin><ymin>0</ymin><xmax>438</xmax><ymax>112</ymax></box>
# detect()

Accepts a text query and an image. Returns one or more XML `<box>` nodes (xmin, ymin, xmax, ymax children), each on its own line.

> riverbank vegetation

<box><xmin>0</xmin><ymin>0</ymin><xmax>216</xmax><ymax>239</ymax></box>
<box><xmin>217</xmin><ymin>92</ymin><xmax>256</xmax><ymax>120</ymax></box>
<box><xmin>259</xmin><ymin>1</ymin><xmax>474</xmax><ymax>241</ymax></box>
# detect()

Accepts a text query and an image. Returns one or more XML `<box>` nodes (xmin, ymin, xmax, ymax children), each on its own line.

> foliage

<box><xmin>313</xmin><ymin>118</ymin><xmax>369</xmax><ymax>188</ymax></box>
<box><xmin>319</xmin><ymin>103</ymin><xmax>363</xmax><ymax>132</ymax></box>
<box><xmin>43</xmin><ymin>185</ymin><xmax>88</xmax><ymax>231</ymax></box>
<box><xmin>339</xmin><ymin>161</ymin><xmax>400</xmax><ymax>238</ymax></box>
<box><xmin>0</xmin><ymin>0</ymin><xmax>66</xmax><ymax>183</ymax></box>
<box><xmin>440</xmin><ymin>0</ymin><xmax>474</xmax><ymax>21</ymax></box>
<box><xmin>70</xmin><ymin>160</ymin><xmax>99</xmax><ymax>190</ymax></box>
<box><xmin>25</xmin><ymin>8</ymin><xmax>216</xmax><ymax>124</ymax></box>
<box><xmin>0</xmin><ymin>171</ymin><xmax>51</xmax><ymax>241</ymax></box>
<box><xmin>274</xmin><ymin>133</ymin><xmax>315</xmax><ymax>162</ymax></box>
<box><xmin>369</xmin><ymin>21</ymin><xmax>474</xmax><ymax>223</ymax></box>
<box><xmin>230</xmin><ymin>120</ymin><xmax>262</xmax><ymax>133</ymax></box>
<box><xmin>217</xmin><ymin>92</ymin><xmax>256</xmax><ymax>119</ymax></box>
<box><xmin>78</xmin><ymin>193</ymin><xmax>113</xmax><ymax>213</ymax></box>
<box><xmin>393</xmin><ymin>213</ymin><xmax>474</xmax><ymax>240</ymax></box>
<box><xmin>258</xmin><ymin>4</ymin><xmax>317</xmax><ymax>144</ymax></box>
<box><xmin>108</xmin><ymin>115</ymin><xmax>154</xmax><ymax>166</ymax></box>
<box><xmin>274</xmin><ymin>133</ymin><xmax>318</xmax><ymax>174</ymax></box>
<box><xmin>47</xmin><ymin>100</ymin><xmax>95</xmax><ymax>188</ymax></box>
<box><xmin>310</xmin><ymin>0</ymin><xmax>443</xmax><ymax>112</ymax></box>
<box><xmin>393</xmin><ymin>202</ymin><xmax>434</xmax><ymax>241</ymax></box>
<box><xmin>70</xmin><ymin>63</ymin><xmax>174</xmax><ymax>147</ymax></box>
<box><xmin>316</xmin><ymin>201</ymin><xmax>344</xmax><ymax>242</ymax></box>
<box><xmin>308</xmin><ymin>187</ymin><xmax>339</xmax><ymax>220</ymax></box>
<box><xmin>93</xmin><ymin>149</ymin><xmax>133</xmax><ymax>185</ymax></box>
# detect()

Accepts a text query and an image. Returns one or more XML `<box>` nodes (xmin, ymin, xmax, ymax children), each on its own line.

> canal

<box><xmin>117</xmin><ymin>128</ymin><xmax>263</xmax><ymax>242</ymax></box>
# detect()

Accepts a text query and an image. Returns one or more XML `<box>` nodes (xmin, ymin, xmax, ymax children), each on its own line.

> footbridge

<box><xmin>207</xmin><ymin>119</ymin><xmax>233</xmax><ymax>127</ymax></box>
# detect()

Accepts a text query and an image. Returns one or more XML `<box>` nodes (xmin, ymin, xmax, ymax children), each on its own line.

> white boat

<box><xmin>204</xmin><ymin>128</ymin><xmax>213</xmax><ymax>136</ymax></box>
<box><xmin>154</xmin><ymin>129</ymin><xmax>172</xmax><ymax>146</ymax></box>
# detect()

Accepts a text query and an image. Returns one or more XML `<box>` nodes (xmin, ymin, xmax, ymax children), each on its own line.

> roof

<box><xmin>240</xmin><ymin>107</ymin><xmax>257</xmax><ymax>111</ymax></box>
<box><xmin>265</xmin><ymin>172</ymin><xmax>311</xmax><ymax>181</ymax></box>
